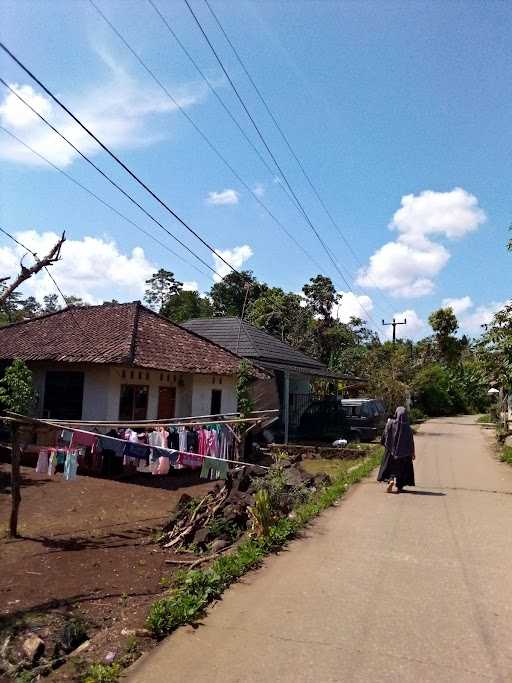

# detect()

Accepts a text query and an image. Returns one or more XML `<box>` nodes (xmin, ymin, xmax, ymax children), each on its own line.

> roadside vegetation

<box><xmin>145</xmin><ymin>449</ymin><xmax>381</xmax><ymax>641</ymax></box>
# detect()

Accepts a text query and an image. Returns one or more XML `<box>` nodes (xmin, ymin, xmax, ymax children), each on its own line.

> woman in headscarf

<box><xmin>377</xmin><ymin>406</ymin><xmax>415</xmax><ymax>493</ymax></box>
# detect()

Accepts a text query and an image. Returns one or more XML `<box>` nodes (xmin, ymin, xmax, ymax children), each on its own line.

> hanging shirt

<box><xmin>64</xmin><ymin>451</ymin><xmax>79</xmax><ymax>481</ymax></box>
<box><xmin>36</xmin><ymin>449</ymin><xmax>49</xmax><ymax>474</ymax></box>
<box><xmin>47</xmin><ymin>451</ymin><xmax>57</xmax><ymax>477</ymax></box>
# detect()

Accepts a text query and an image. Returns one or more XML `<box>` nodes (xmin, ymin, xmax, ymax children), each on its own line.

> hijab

<box><xmin>390</xmin><ymin>406</ymin><xmax>414</xmax><ymax>459</ymax></box>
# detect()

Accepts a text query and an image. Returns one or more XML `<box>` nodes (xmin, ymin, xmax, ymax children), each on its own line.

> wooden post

<box><xmin>9</xmin><ymin>423</ymin><xmax>21</xmax><ymax>538</ymax></box>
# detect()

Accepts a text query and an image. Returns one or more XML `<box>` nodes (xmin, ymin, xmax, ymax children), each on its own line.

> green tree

<box><xmin>0</xmin><ymin>286</ymin><xmax>23</xmax><ymax>324</ymax></box>
<box><xmin>209</xmin><ymin>270</ymin><xmax>266</xmax><ymax>318</ymax></box>
<box><xmin>0</xmin><ymin>359</ymin><xmax>34</xmax><ymax>537</ymax></box>
<box><xmin>247</xmin><ymin>287</ymin><xmax>314</xmax><ymax>351</ymax></box>
<box><xmin>161</xmin><ymin>290</ymin><xmax>214</xmax><ymax>323</ymax></box>
<box><xmin>302</xmin><ymin>274</ymin><xmax>339</xmax><ymax>322</ymax></box>
<box><xmin>428</xmin><ymin>307</ymin><xmax>461</xmax><ymax>365</ymax></box>
<box><xmin>144</xmin><ymin>269</ymin><xmax>182</xmax><ymax>312</ymax></box>
<box><xmin>412</xmin><ymin>364</ymin><xmax>453</xmax><ymax>416</ymax></box>
<box><xmin>64</xmin><ymin>295</ymin><xmax>85</xmax><ymax>307</ymax></box>
<box><xmin>20</xmin><ymin>296</ymin><xmax>42</xmax><ymax>318</ymax></box>
<box><xmin>43</xmin><ymin>293</ymin><xmax>60</xmax><ymax>313</ymax></box>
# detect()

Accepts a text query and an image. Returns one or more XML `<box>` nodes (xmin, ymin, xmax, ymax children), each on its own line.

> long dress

<box><xmin>377</xmin><ymin>408</ymin><xmax>415</xmax><ymax>489</ymax></box>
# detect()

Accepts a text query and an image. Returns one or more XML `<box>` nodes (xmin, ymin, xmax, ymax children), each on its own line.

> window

<box><xmin>210</xmin><ymin>389</ymin><xmax>222</xmax><ymax>415</ymax></box>
<box><xmin>44</xmin><ymin>371</ymin><xmax>84</xmax><ymax>420</ymax></box>
<box><xmin>119</xmin><ymin>384</ymin><xmax>149</xmax><ymax>420</ymax></box>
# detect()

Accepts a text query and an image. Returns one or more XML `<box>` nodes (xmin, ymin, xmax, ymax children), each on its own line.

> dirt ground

<box><xmin>0</xmin><ymin>463</ymin><xmax>214</xmax><ymax>680</ymax></box>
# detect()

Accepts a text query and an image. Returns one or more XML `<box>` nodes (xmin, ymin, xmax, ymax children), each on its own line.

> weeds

<box><xmin>146</xmin><ymin>448</ymin><xmax>383</xmax><ymax>640</ymax></box>
<box><xmin>207</xmin><ymin>516</ymin><xmax>240</xmax><ymax>543</ymax></box>
<box><xmin>82</xmin><ymin>662</ymin><xmax>121</xmax><ymax>683</ymax></box>
<box><xmin>500</xmin><ymin>445</ymin><xmax>512</xmax><ymax>464</ymax></box>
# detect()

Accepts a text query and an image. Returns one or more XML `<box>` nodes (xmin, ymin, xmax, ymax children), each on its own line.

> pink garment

<box><xmin>153</xmin><ymin>456</ymin><xmax>170</xmax><ymax>475</ymax></box>
<box><xmin>70</xmin><ymin>430</ymin><xmax>98</xmax><ymax>449</ymax></box>
<box><xmin>198</xmin><ymin>429</ymin><xmax>208</xmax><ymax>456</ymax></box>
<box><xmin>179</xmin><ymin>451</ymin><xmax>203</xmax><ymax>469</ymax></box>
<box><xmin>206</xmin><ymin>430</ymin><xmax>219</xmax><ymax>458</ymax></box>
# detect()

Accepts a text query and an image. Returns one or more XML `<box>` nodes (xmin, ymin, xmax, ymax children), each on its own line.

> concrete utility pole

<box><xmin>382</xmin><ymin>318</ymin><xmax>407</xmax><ymax>343</ymax></box>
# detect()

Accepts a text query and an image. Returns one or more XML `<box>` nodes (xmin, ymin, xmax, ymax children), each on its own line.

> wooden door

<box><xmin>158</xmin><ymin>386</ymin><xmax>176</xmax><ymax>419</ymax></box>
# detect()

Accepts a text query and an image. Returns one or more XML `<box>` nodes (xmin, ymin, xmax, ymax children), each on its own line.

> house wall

<box><xmin>29</xmin><ymin>362</ymin><xmax>237</xmax><ymax>422</ymax></box>
<box><xmin>191</xmin><ymin>374</ymin><xmax>237</xmax><ymax>416</ymax></box>
<box><xmin>289</xmin><ymin>373</ymin><xmax>312</xmax><ymax>394</ymax></box>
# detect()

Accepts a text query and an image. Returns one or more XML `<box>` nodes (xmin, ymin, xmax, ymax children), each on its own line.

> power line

<box><xmin>148</xmin><ymin>0</ymin><xmax>289</xmax><ymax>194</ymax></box>
<box><xmin>0</xmin><ymin>77</ymin><xmax>221</xmax><ymax>279</ymax></box>
<box><xmin>182</xmin><ymin>0</ymin><xmax>375</xmax><ymax>323</ymax></box>
<box><xmin>149</xmin><ymin>0</ymin><xmax>383</xmax><ymax>322</ymax></box>
<box><xmin>88</xmin><ymin>0</ymin><xmax>333</xmax><ymax>282</ymax></box>
<box><xmin>203</xmin><ymin>0</ymin><xmax>396</xmax><ymax>317</ymax></box>
<box><xmin>0</xmin><ymin>41</ymin><xmax>238</xmax><ymax>276</ymax></box>
<box><xmin>0</xmin><ymin>124</ymin><xmax>209</xmax><ymax>279</ymax></box>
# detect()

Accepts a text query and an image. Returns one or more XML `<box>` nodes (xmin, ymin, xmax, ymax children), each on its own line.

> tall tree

<box><xmin>64</xmin><ymin>295</ymin><xmax>85</xmax><ymax>307</ymax></box>
<box><xmin>43</xmin><ymin>294</ymin><xmax>60</xmax><ymax>313</ymax></box>
<box><xmin>20</xmin><ymin>296</ymin><xmax>42</xmax><ymax>318</ymax></box>
<box><xmin>161</xmin><ymin>290</ymin><xmax>214</xmax><ymax>323</ymax></box>
<box><xmin>428</xmin><ymin>307</ymin><xmax>461</xmax><ymax>365</ymax></box>
<box><xmin>144</xmin><ymin>269</ymin><xmax>182</xmax><ymax>311</ymax></box>
<box><xmin>302</xmin><ymin>275</ymin><xmax>340</xmax><ymax>322</ymax></box>
<box><xmin>0</xmin><ymin>359</ymin><xmax>34</xmax><ymax>538</ymax></box>
<box><xmin>247</xmin><ymin>288</ymin><xmax>313</xmax><ymax>350</ymax></box>
<box><xmin>209</xmin><ymin>270</ymin><xmax>267</xmax><ymax>317</ymax></box>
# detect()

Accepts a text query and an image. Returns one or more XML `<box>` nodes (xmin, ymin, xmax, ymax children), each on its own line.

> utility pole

<box><xmin>382</xmin><ymin>318</ymin><xmax>407</xmax><ymax>343</ymax></box>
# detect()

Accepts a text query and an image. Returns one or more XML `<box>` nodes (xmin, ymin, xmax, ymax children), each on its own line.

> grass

<box><xmin>301</xmin><ymin>458</ymin><xmax>358</xmax><ymax>479</ymax></box>
<box><xmin>82</xmin><ymin>663</ymin><xmax>121</xmax><ymax>683</ymax></box>
<box><xmin>146</xmin><ymin>448</ymin><xmax>383</xmax><ymax>641</ymax></box>
<box><xmin>477</xmin><ymin>414</ymin><xmax>494</xmax><ymax>424</ymax></box>
<box><xmin>500</xmin><ymin>445</ymin><xmax>512</xmax><ymax>465</ymax></box>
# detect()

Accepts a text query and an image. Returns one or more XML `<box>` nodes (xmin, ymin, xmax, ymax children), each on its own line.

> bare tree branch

<box><xmin>0</xmin><ymin>232</ymin><xmax>66</xmax><ymax>306</ymax></box>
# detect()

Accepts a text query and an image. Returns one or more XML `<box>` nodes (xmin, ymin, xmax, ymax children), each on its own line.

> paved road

<box><xmin>129</xmin><ymin>417</ymin><xmax>512</xmax><ymax>682</ymax></box>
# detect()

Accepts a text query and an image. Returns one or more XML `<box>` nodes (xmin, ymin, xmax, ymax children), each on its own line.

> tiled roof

<box><xmin>0</xmin><ymin>303</ymin><xmax>254</xmax><ymax>376</ymax></box>
<box><xmin>182</xmin><ymin>317</ymin><xmax>327</xmax><ymax>371</ymax></box>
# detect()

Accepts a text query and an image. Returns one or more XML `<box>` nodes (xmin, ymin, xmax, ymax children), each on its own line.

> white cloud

<box><xmin>383</xmin><ymin>309</ymin><xmax>426</xmax><ymax>340</ymax></box>
<box><xmin>212</xmin><ymin>244</ymin><xmax>253</xmax><ymax>281</ymax></box>
<box><xmin>253</xmin><ymin>183</ymin><xmax>265</xmax><ymax>198</ymax></box>
<box><xmin>182</xmin><ymin>281</ymin><xmax>198</xmax><ymax>291</ymax></box>
<box><xmin>441</xmin><ymin>296</ymin><xmax>473</xmax><ymax>316</ymax></box>
<box><xmin>0</xmin><ymin>230</ymin><xmax>156</xmax><ymax>303</ymax></box>
<box><xmin>0</xmin><ymin>68</ymin><xmax>207</xmax><ymax>167</ymax></box>
<box><xmin>460</xmin><ymin>301</ymin><xmax>505</xmax><ymax>334</ymax></box>
<box><xmin>358</xmin><ymin>188</ymin><xmax>486</xmax><ymax>298</ymax></box>
<box><xmin>206</xmin><ymin>189</ymin><xmax>240</xmax><ymax>206</ymax></box>
<box><xmin>333</xmin><ymin>291</ymin><xmax>374</xmax><ymax>323</ymax></box>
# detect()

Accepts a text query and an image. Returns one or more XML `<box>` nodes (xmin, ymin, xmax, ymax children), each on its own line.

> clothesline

<box><xmin>54</xmin><ymin>423</ymin><xmax>270</xmax><ymax>471</ymax></box>
<box><xmin>48</xmin><ymin>409</ymin><xmax>278</xmax><ymax>428</ymax></box>
<box><xmin>4</xmin><ymin>412</ymin><xmax>270</xmax><ymax>471</ymax></box>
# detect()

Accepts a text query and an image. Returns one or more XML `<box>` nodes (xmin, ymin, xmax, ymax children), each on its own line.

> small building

<box><xmin>182</xmin><ymin>317</ymin><xmax>362</xmax><ymax>441</ymax></box>
<box><xmin>0</xmin><ymin>302</ymin><xmax>260</xmax><ymax>422</ymax></box>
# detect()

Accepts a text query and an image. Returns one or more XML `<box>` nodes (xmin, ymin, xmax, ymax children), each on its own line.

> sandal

<box><xmin>386</xmin><ymin>480</ymin><xmax>394</xmax><ymax>493</ymax></box>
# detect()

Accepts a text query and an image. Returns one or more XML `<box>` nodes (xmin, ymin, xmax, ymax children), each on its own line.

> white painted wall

<box><xmin>191</xmin><ymin>374</ymin><xmax>237</xmax><ymax>416</ymax></box>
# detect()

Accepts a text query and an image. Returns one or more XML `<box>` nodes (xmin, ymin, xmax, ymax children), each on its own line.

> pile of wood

<box><xmin>159</xmin><ymin>466</ymin><xmax>266</xmax><ymax>553</ymax></box>
<box><xmin>158</xmin><ymin>463</ymin><xmax>330</xmax><ymax>558</ymax></box>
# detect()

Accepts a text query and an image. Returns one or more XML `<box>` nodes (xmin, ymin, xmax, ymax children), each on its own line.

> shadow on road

<box><xmin>401</xmin><ymin>490</ymin><xmax>446</xmax><ymax>497</ymax></box>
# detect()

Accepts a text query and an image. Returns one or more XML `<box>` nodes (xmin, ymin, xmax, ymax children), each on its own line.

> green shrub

<box><xmin>501</xmin><ymin>446</ymin><xmax>512</xmax><ymax>464</ymax></box>
<box><xmin>82</xmin><ymin>663</ymin><xmax>121</xmax><ymax>683</ymax></box>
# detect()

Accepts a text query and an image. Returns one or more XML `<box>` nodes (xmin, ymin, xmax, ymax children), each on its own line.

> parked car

<box><xmin>297</xmin><ymin>397</ymin><xmax>387</xmax><ymax>443</ymax></box>
<box><xmin>297</xmin><ymin>399</ymin><xmax>350</xmax><ymax>442</ymax></box>
<box><xmin>339</xmin><ymin>398</ymin><xmax>387</xmax><ymax>442</ymax></box>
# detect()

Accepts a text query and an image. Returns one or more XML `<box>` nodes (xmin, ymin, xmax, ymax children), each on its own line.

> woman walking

<box><xmin>378</xmin><ymin>406</ymin><xmax>415</xmax><ymax>493</ymax></box>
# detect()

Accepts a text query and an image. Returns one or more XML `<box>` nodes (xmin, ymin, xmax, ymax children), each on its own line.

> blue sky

<box><xmin>0</xmin><ymin>0</ymin><xmax>510</xmax><ymax>339</ymax></box>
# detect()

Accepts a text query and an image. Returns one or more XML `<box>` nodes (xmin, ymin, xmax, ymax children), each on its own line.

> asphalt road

<box><xmin>129</xmin><ymin>417</ymin><xmax>512</xmax><ymax>682</ymax></box>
